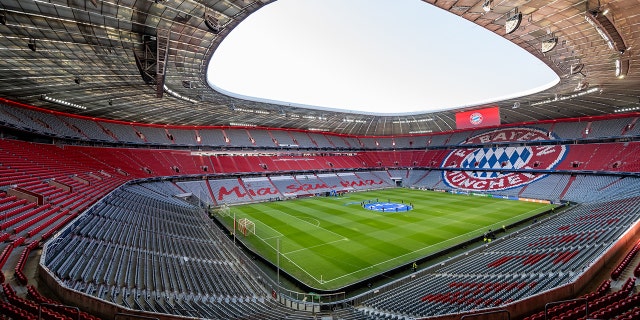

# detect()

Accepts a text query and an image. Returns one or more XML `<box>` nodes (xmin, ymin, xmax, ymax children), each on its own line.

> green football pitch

<box><xmin>218</xmin><ymin>188</ymin><xmax>555</xmax><ymax>290</ymax></box>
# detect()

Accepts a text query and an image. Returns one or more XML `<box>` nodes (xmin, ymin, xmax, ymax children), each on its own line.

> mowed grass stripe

<box><xmin>235</xmin><ymin>204</ymin><xmax>343</xmax><ymax>252</ymax></box>
<box><xmin>224</xmin><ymin>188</ymin><xmax>554</xmax><ymax>289</ymax></box>
<box><xmin>288</xmin><ymin>241</ymin><xmax>377</xmax><ymax>279</ymax></box>
<box><xmin>245</xmin><ymin>203</ymin><xmax>420</xmax><ymax>277</ymax></box>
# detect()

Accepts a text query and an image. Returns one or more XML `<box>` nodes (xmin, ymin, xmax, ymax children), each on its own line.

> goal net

<box><xmin>237</xmin><ymin>218</ymin><xmax>255</xmax><ymax>237</ymax></box>
<box><xmin>217</xmin><ymin>204</ymin><xmax>230</xmax><ymax>217</ymax></box>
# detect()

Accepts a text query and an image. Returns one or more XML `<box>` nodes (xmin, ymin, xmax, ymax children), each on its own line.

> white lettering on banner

<box><xmin>442</xmin><ymin>128</ymin><xmax>568</xmax><ymax>191</ymax></box>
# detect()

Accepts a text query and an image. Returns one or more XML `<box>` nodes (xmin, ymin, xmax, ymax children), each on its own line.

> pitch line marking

<box><xmin>245</xmin><ymin>197</ymin><xmax>555</xmax><ymax>286</ymax></box>
<box><xmin>249</xmin><ymin>234</ymin><xmax>324</xmax><ymax>284</ymax></box>
<box><xmin>279</xmin><ymin>253</ymin><xmax>323</xmax><ymax>284</ymax></box>
<box><xmin>283</xmin><ymin>238</ymin><xmax>349</xmax><ymax>255</ymax></box>
<box><xmin>318</xmin><ymin>204</ymin><xmax>556</xmax><ymax>284</ymax></box>
<box><xmin>294</xmin><ymin>216</ymin><xmax>320</xmax><ymax>227</ymax></box>
<box><xmin>278</xmin><ymin>210</ymin><xmax>345</xmax><ymax>240</ymax></box>
<box><xmin>248</xmin><ymin>218</ymin><xmax>284</xmax><ymax>239</ymax></box>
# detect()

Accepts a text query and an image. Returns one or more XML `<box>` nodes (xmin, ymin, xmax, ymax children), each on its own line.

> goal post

<box><xmin>237</xmin><ymin>218</ymin><xmax>255</xmax><ymax>237</ymax></box>
<box><xmin>216</xmin><ymin>204</ymin><xmax>230</xmax><ymax>217</ymax></box>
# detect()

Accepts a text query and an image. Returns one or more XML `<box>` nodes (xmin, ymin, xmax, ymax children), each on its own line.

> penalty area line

<box><xmin>283</xmin><ymin>238</ymin><xmax>349</xmax><ymax>255</ymax></box>
<box><xmin>262</xmin><ymin>235</ymin><xmax>283</xmax><ymax>241</ymax></box>
<box><xmin>278</xmin><ymin>210</ymin><xmax>345</xmax><ymax>240</ymax></box>
<box><xmin>319</xmin><ymin>226</ymin><xmax>492</xmax><ymax>284</ymax></box>
<box><xmin>250</xmin><ymin>219</ymin><xmax>284</xmax><ymax>240</ymax></box>
<box><xmin>319</xmin><ymin>204</ymin><xmax>556</xmax><ymax>285</ymax></box>
<box><xmin>294</xmin><ymin>216</ymin><xmax>320</xmax><ymax>227</ymax></box>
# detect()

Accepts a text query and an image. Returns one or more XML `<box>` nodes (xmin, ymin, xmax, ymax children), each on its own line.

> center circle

<box><xmin>363</xmin><ymin>202</ymin><xmax>413</xmax><ymax>212</ymax></box>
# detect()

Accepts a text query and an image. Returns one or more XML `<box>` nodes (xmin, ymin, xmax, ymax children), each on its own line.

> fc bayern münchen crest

<box><xmin>441</xmin><ymin>128</ymin><xmax>568</xmax><ymax>191</ymax></box>
<box><xmin>469</xmin><ymin>112</ymin><xmax>483</xmax><ymax>125</ymax></box>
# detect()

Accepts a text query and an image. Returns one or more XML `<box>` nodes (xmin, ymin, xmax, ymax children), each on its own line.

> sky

<box><xmin>206</xmin><ymin>0</ymin><xmax>559</xmax><ymax>116</ymax></box>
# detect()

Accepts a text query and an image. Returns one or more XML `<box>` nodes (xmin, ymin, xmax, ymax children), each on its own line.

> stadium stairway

<box><xmin>523</xmin><ymin>277</ymin><xmax>639</xmax><ymax>320</ymax></box>
<box><xmin>1</xmin><ymin>130</ymin><xmax>640</xmax><ymax>319</ymax></box>
<box><xmin>615</xmin><ymin>260</ymin><xmax>640</xmax><ymax>290</ymax></box>
<box><xmin>0</xmin><ymin>142</ymin><xmax>134</xmax><ymax>319</ymax></box>
<box><xmin>519</xmin><ymin>229</ymin><xmax>640</xmax><ymax>320</ymax></box>
<box><xmin>558</xmin><ymin>175</ymin><xmax>577</xmax><ymax>200</ymax></box>
<box><xmin>611</xmin><ymin>245</ymin><xmax>640</xmax><ymax>290</ymax></box>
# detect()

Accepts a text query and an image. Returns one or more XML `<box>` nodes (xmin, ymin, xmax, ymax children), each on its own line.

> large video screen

<box><xmin>455</xmin><ymin>106</ymin><xmax>501</xmax><ymax>130</ymax></box>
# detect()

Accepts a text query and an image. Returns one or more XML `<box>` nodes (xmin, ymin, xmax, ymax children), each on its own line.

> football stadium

<box><xmin>0</xmin><ymin>1</ymin><xmax>640</xmax><ymax>320</ymax></box>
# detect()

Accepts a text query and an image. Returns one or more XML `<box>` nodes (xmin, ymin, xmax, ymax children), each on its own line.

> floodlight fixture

<box><xmin>570</xmin><ymin>63</ymin><xmax>584</xmax><ymax>75</ymax></box>
<box><xmin>615</xmin><ymin>59</ymin><xmax>629</xmax><ymax>79</ymax></box>
<box><xmin>28</xmin><ymin>38</ymin><xmax>36</xmax><ymax>52</ymax></box>
<box><xmin>163</xmin><ymin>85</ymin><xmax>198</xmax><ymax>103</ymax></box>
<box><xmin>229</xmin><ymin>122</ymin><xmax>256</xmax><ymax>127</ymax></box>
<box><xmin>575</xmin><ymin>80</ymin><xmax>589</xmax><ymax>91</ymax></box>
<box><xmin>205</xmin><ymin>14</ymin><xmax>221</xmax><ymax>34</ymax></box>
<box><xmin>541</xmin><ymin>36</ymin><xmax>558</xmax><ymax>53</ymax></box>
<box><xmin>505</xmin><ymin>9</ymin><xmax>522</xmax><ymax>34</ymax></box>
<box><xmin>482</xmin><ymin>0</ymin><xmax>491</xmax><ymax>12</ymax></box>
<box><xmin>614</xmin><ymin>106</ymin><xmax>640</xmax><ymax>113</ymax></box>
<box><xmin>584</xmin><ymin>5</ymin><xmax>627</xmax><ymax>54</ymax></box>
<box><xmin>41</xmin><ymin>94</ymin><xmax>87</xmax><ymax>110</ymax></box>
<box><xmin>409</xmin><ymin>130</ymin><xmax>433</xmax><ymax>134</ymax></box>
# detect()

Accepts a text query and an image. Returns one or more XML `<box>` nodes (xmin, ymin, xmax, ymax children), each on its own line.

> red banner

<box><xmin>455</xmin><ymin>106</ymin><xmax>501</xmax><ymax>130</ymax></box>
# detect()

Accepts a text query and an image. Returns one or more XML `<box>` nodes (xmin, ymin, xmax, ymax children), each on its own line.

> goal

<box><xmin>217</xmin><ymin>204</ymin><xmax>230</xmax><ymax>217</ymax></box>
<box><xmin>237</xmin><ymin>218</ymin><xmax>255</xmax><ymax>237</ymax></box>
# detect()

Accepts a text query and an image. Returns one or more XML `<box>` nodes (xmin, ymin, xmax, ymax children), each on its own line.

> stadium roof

<box><xmin>0</xmin><ymin>0</ymin><xmax>639</xmax><ymax>136</ymax></box>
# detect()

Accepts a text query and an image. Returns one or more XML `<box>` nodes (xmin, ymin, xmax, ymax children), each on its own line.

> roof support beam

<box><xmin>156</xmin><ymin>29</ymin><xmax>170</xmax><ymax>98</ymax></box>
